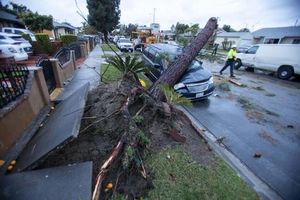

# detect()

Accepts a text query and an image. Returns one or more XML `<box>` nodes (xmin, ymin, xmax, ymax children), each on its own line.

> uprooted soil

<box><xmin>38</xmin><ymin>75</ymin><xmax>216</xmax><ymax>199</ymax></box>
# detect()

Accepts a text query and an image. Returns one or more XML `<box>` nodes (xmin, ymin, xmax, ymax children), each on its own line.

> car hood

<box><xmin>179</xmin><ymin>67</ymin><xmax>211</xmax><ymax>84</ymax></box>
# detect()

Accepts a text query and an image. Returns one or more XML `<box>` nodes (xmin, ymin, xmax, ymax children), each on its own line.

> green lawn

<box><xmin>100</xmin><ymin>63</ymin><xmax>122</xmax><ymax>83</ymax></box>
<box><xmin>101</xmin><ymin>43</ymin><xmax>119</xmax><ymax>52</ymax></box>
<box><xmin>145</xmin><ymin>147</ymin><xmax>259</xmax><ymax>200</ymax></box>
<box><xmin>100</xmin><ymin>63</ymin><xmax>152</xmax><ymax>88</ymax></box>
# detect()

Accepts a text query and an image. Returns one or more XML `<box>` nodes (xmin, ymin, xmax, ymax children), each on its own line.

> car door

<box><xmin>241</xmin><ymin>46</ymin><xmax>259</xmax><ymax>66</ymax></box>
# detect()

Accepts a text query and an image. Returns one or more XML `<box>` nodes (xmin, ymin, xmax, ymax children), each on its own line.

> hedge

<box><xmin>35</xmin><ymin>33</ymin><xmax>52</xmax><ymax>54</ymax></box>
<box><xmin>60</xmin><ymin>34</ymin><xmax>78</xmax><ymax>46</ymax></box>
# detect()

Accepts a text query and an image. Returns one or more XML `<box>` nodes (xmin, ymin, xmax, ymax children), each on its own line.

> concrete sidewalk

<box><xmin>56</xmin><ymin>45</ymin><xmax>104</xmax><ymax>101</ymax></box>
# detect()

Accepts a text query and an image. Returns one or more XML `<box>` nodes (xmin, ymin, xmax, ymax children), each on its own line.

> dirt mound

<box><xmin>38</xmin><ymin>76</ymin><xmax>215</xmax><ymax>199</ymax></box>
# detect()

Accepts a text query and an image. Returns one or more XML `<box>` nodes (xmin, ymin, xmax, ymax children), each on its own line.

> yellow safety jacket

<box><xmin>226</xmin><ymin>49</ymin><xmax>237</xmax><ymax>60</ymax></box>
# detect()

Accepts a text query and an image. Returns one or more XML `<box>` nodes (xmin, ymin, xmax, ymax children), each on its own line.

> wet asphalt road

<box><xmin>184</xmin><ymin>60</ymin><xmax>300</xmax><ymax>200</ymax></box>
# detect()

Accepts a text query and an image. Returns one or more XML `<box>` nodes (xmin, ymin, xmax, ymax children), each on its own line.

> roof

<box><xmin>253</xmin><ymin>26</ymin><xmax>300</xmax><ymax>38</ymax></box>
<box><xmin>53</xmin><ymin>21</ymin><xmax>77</xmax><ymax>30</ymax></box>
<box><xmin>0</xmin><ymin>11</ymin><xmax>24</xmax><ymax>25</ymax></box>
<box><xmin>217</xmin><ymin>31</ymin><xmax>252</xmax><ymax>38</ymax></box>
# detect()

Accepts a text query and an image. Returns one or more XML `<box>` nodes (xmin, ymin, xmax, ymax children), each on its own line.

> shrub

<box><xmin>35</xmin><ymin>33</ymin><xmax>52</xmax><ymax>54</ymax></box>
<box><xmin>60</xmin><ymin>34</ymin><xmax>78</xmax><ymax>46</ymax></box>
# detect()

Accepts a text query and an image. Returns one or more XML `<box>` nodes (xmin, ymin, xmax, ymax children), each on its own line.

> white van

<box><xmin>0</xmin><ymin>27</ymin><xmax>36</xmax><ymax>42</ymax></box>
<box><xmin>235</xmin><ymin>44</ymin><xmax>300</xmax><ymax>80</ymax></box>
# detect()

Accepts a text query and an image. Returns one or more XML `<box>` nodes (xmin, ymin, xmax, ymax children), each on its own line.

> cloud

<box><xmin>3</xmin><ymin>0</ymin><xmax>300</xmax><ymax>30</ymax></box>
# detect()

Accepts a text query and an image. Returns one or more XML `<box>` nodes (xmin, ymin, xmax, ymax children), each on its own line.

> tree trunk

<box><xmin>150</xmin><ymin>17</ymin><xmax>218</xmax><ymax>100</ymax></box>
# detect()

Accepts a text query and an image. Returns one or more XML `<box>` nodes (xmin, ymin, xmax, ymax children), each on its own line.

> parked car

<box><xmin>142</xmin><ymin>43</ymin><xmax>215</xmax><ymax>100</ymax></box>
<box><xmin>0</xmin><ymin>41</ymin><xmax>28</xmax><ymax>61</ymax></box>
<box><xmin>0</xmin><ymin>27</ymin><xmax>36</xmax><ymax>42</ymax></box>
<box><xmin>236</xmin><ymin>44</ymin><xmax>300</xmax><ymax>80</ymax></box>
<box><xmin>0</xmin><ymin>33</ymin><xmax>33</xmax><ymax>54</ymax></box>
<box><xmin>117</xmin><ymin>38</ymin><xmax>134</xmax><ymax>52</ymax></box>
<box><xmin>113</xmin><ymin>35</ymin><xmax>125</xmax><ymax>44</ymax></box>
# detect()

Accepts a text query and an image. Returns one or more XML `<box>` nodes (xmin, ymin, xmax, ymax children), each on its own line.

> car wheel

<box><xmin>234</xmin><ymin>59</ymin><xmax>242</xmax><ymax>69</ymax></box>
<box><xmin>277</xmin><ymin>65</ymin><xmax>294</xmax><ymax>80</ymax></box>
<box><xmin>245</xmin><ymin>67</ymin><xmax>254</xmax><ymax>72</ymax></box>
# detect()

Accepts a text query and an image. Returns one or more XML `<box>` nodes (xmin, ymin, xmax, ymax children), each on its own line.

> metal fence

<box><xmin>69</xmin><ymin>41</ymin><xmax>83</xmax><ymax>60</ymax></box>
<box><xmin>54</xmin><ymin>47</ymin><xmax>71</xmax><ymax>67</ymax></box>
<box><xmin>0</xmin><ymin>58</ymin><xmax>29</xmax><ymax>108</ymax></box>
<box><xmin>37</xmin><ymin>57</ymin><xmax>56</xmax><ymax>94</ymax></box>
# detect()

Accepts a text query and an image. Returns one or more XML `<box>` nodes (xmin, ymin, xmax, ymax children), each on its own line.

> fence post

<box><xmin>33</xmin><ymin>68</ymin><xmax>50</xmax><ymax>105</ymax></box>
<box><xmin>80</xmin><ymin>44</ymin><xmax>87</xmax><ymax>58</ymax></box>
<box><xmin>50</xmin><ymin>58</ymin><xmax>64</xmax><ymax>88</ymax></box>
<box><xmin>70</xmin><ymin>50</ymin><xmax>76</xmax><ymax>70</ymax></box>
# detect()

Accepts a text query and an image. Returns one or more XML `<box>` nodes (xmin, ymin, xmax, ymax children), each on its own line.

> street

<box><xmin>185</xmin><ymin>60</ymin><xmax>300</xmax><ymax>200</ymax></box>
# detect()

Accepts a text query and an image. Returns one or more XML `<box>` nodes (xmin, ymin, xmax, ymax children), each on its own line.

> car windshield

<box><xmin>119</xmin><ymin>39</ymin><xmax>130</xmax><ymax>43</ymax></box>
<box><xmin>10</xmin><ymin>36</ymin><xmax>27</xmax><ymax>42</ymax></box>
<box><xmin>188</xmin><ymin>60</ymin><xmax>203</xmax><ymax>70</ymax></box>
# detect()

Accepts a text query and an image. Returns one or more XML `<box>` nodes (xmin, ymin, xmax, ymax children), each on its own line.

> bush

<box><xmin>22</xmin><ymin>33</ymin><xmax>32</xmax><ymax>43</ymax></box>
<box><xmin>60</xmin><ymin>34</ymin><xmax>78</xmax><ymax>46</ymax></box>
<box><xmin>35</xmin><ymin>33</ymin><xmax>52</xmax><ymax>54</ymax></box>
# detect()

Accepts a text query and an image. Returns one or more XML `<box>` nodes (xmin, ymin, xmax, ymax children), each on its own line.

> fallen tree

<box><xmin>40</xmin><ymin>17</ymin><xmax>219</xmax><ymax>200</ymax></box>
<box><xmin>150</xmin><ymin>17</ymin><xmax>218</xmax><ymax>100</ymax></box>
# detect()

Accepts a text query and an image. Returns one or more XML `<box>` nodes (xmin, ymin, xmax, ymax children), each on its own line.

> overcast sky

<box><xmin>3</xmin><ymin>0</ymin><xmax>300</xmax><ymax>31</ymax></box>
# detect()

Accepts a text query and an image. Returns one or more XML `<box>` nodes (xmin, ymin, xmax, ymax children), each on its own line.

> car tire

<box><xmin>277</xmin><ymin>65</ymin><xmax>294</xmax><ymax>80</ymax></box>
<box><xmin>234</xmin><ymin>59</ymin><xmax>242</xmax><ymax>69</ymax></box>
<box><xmin>245</xmin><ymin>67</ymin><xmax>254</xmax><ymax>72</ymax></box>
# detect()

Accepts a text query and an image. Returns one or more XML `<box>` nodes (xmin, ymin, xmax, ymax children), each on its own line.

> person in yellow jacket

<box><xmin>219</xmin><ymin>45</ymin><xmax>237</xmax><ymax>77</ymax></box>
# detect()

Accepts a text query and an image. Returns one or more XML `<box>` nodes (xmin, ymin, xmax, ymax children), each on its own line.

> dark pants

<box><xmin>220</xmin><ymin>59</ymin><xmax>235</xmax><ymax>76</ymax></box>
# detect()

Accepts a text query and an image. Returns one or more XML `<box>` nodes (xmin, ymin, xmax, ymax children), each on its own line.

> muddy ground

<box><xmin>38</xmin><ymin>78</ymin><xmax>216</xmax><ymax>199</ymax></box>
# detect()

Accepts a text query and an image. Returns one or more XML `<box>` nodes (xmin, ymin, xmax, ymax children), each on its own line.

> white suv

<box><xmin>0</xmin><ymin>33</ymin><xmax>33</xmax><ymax>54</ymax></box>
<box><xmin>117</xmin><ymin>38</ymin><xmax>134</xmax><ymax>52</ymax></box>
<box><xmin>1</xmin><ymin>27</ymin><xmax>36</xmax><ymax>42</ymax></box>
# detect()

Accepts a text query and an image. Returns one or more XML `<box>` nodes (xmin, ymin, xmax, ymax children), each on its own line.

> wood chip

<box><xmin>229</xmin><ymin>79</ymin><xmax>243</xmax><ymax>86</ymax></box>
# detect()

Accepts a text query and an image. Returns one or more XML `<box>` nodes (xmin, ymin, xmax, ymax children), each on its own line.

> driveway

<box><xmin>184</xmin><ymin>60</ymin><xmax>300</xmax><ymax>200</ymax></box>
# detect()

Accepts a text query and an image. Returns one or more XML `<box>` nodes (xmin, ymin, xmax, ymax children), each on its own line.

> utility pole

<box><xmin>153</xmin><ymin>8</ymin><xmax>156</xmax><ymax>23</ymax></box>
<box><xmin>295</xmin><ymin>19</ymin><xmax>299</xmax><ymax>26</ymax></box>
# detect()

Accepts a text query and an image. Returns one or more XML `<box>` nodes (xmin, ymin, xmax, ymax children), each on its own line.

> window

<box><xmin>264</xmin><ymin>38</ymin><xmax>279</xmax><ymax>44</ymax></box>
<box><xmin>15</xmin><ymin>30</ymin><xmax>23</xmax><ymax>34</ymax></box>
<box><xmin>154</xmin><ymin>53</ymin><xmax>162</xmax><ymax>65</ymax></box>
<box><xmin>148</xmin><ymin>48</ymin><xmax>156</xmax><ymax>61</ymax></box>
<box><xmin>292</xmin><ymin>39</ymin><xmax>300</xmax><ymax>44</ymax></box>
<box><xmin>0</xmin><ymin>35</ymin><xmax>5</xmax><ymax>39</ymax></box>
<box><xmin>246</xmin><ymin>46</ymin><xmax>259</xmax><ymax>54</ymax></box>
<box><xmin>4</xmin><ymin>29</ymin><xmax>12</xmax><ymax>33</ymax></box>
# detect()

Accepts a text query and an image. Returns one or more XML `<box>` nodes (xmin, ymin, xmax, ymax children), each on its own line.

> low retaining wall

<box><xmin>0</xmin><ymin>68</ymin><xmax>50</xmax><ymax>157</ymax></box>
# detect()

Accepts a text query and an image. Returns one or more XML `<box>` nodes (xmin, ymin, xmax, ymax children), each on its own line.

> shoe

<box><xmin>230</xmin><ymin>75</ymin><xmax>236</xmax><ymax>78</ymax></box>
<box><xmin>219</xmin><ymin>71</ymin><xmax>222</xmax><ymax>75</ymax></box>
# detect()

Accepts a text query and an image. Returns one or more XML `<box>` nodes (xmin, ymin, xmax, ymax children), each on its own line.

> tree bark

<box><xmin>150</xmin><ymin>17</ymin><xmax>218</xmax><ymax>100</ymax></box>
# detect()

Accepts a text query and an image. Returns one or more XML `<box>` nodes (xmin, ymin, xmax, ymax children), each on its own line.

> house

<box><xmin>0</xmin><ymin>10</ymin><xmax>25</xmax><ymax>29</ymax></box>
<box><xmin>215</xmin><ymin>31</ymin><xmax>253</xmax><ymax>48</ymax></box>
<box><xmin>252</xmin><ymin>26</ymin><xmax>300</xmax><ymax>44</ymax></box>
<box><xmin>44</xmin><ymin>21</ymin><xmax>78</xmax><ymax>40</ymax></box>
<box><xmin>160</xmin><ymin>30</ymin><xmax>175</xmax><ymax>40</ymax></box>
<box><xmin>150</xmin><ymin>23</ymin><xmax>160</xmax><ymax>35</ymax></box>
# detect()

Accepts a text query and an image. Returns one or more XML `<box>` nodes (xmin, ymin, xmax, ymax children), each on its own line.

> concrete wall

<box><xmin>0</xmin><ymin>68</ymin><xmax>50</xmax><ymax>157</ymax></box>
<box><xmin>51</xmin><ymin>50</ymin><xmax>76</xmax><ymax>88</ymax></box>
